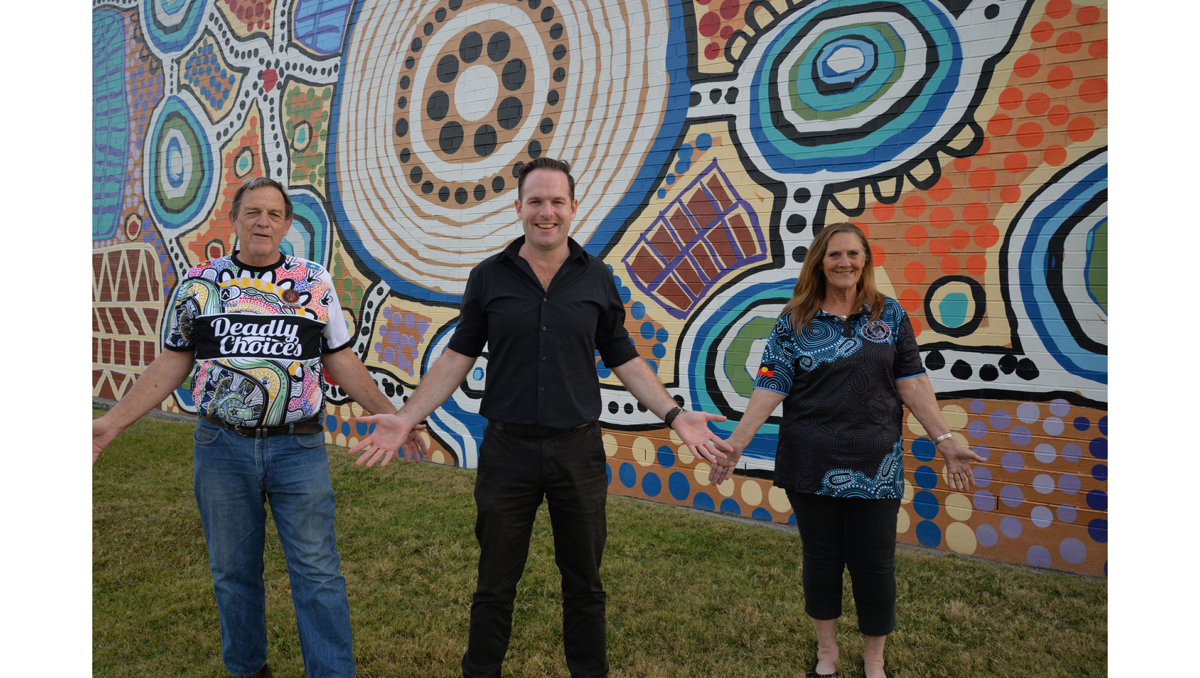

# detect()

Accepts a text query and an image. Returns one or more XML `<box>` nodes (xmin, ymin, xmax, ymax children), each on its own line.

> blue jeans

<box><xmin>193</xmin><ymin>417</ymin><xmax>355</xmax><ymax>677</ymax></box>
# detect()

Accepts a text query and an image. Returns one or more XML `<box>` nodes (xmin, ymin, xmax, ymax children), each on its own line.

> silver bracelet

<box><xmin>933</xmin><ymin>432</ymin><xmax>954</xmax><ymax>446</ymax></box>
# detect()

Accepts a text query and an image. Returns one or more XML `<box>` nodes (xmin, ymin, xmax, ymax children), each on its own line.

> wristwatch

<box><xmin>664</xmin><ymin>406</ymin><xmax>685</xmax><ymax>427</ymax></box>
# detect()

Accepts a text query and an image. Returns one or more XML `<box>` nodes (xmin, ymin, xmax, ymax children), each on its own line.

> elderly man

<box><xmin>350</xmin><ymin>157</ymin><xmax>733</xmax><ymax>678</ymax></box>
<box><xmin>92</xmin><ymin>177</ymin><xmax>422</xmax><ymax>678</ymax></box>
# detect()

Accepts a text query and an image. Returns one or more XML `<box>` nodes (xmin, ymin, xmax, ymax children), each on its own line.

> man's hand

<box><xmin>671</xmin><ymin>410</ymin><xmax>733</xmax><ymax>465</ymax></box>
<box><xmin>92</xmin><ymin>417</ymin><xmax>121</xmax><ymax>466</ymax></box>
<box><xmin>347</xmin><ymin>415</ymin><xmax>428</xmax><ymax>468</ymax></box>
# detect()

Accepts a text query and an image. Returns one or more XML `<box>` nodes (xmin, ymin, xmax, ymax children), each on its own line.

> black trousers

<box><xmin>786</xmin><ymin>491</ymin><xmax>901</xmax><ymax>636</ymax></box>
<box><xmin>462</xmin><ymin>422</ymin><xmax>609</xmax><ymax>678</ymax></box>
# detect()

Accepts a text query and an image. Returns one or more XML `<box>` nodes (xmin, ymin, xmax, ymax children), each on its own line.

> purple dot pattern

<box><xmin>1030</xmin><ymin>505</ymin><xmax>1053</xmax><ymax>528</ymax></box>
<box><xmin>1034</xmin><ymin>443</ymin><xmax>1056</xmax><ymax>463</ymax></box>
<box><xmin>1001</xmin><ymin>451</ymin><xmax>1024</xmax><ymax>473</ymax></box>
<box><xmin>967</xmin><ymin>420</ymin><xmax>987</xmax><ymax>439</ymax></box>
<box><xmin>1016</xmin><ymin>402</ymin><xmax>1040</xmax><ymax>423</ymax></box>
<box><xmin>1000</xmin><ymin>516</ymin><xmax>1022</xmax><ymax>539</ymax></box>
<box><xmin>1059</xmin><ymin>538</ymin><xmax>1087</xmax><ymax>565</ymax></box>
<box><xmin>999</xmin><ymin>484</ymin><xmax>1024</xmax><ymax>508</ymax></box>
<box><xmin>1056</xmin><ymin>504</ymin><xmax>1076</xmax><ymax>523</ymax></box>
<box><xmin>939</xmin><ymin>398</ymin><xmax>1107</xmax><ymax>576</ymax></box>
<box><xmin>1032</xmin><ymin>474</ymin><xmax>1054</xmax><ymax>494</ymax></box>
<box><xmin>1042</xmin><ymin>417</ymin><xmax>1064</xmax><ymax>436</ymax></box>
<box><xmin>374</xmin><ymin>305</ymin><xmax>431</xmax><ymax>375</ymax></box>
<box><xmin>1049</xmin><ymin>398</ymin><xmax>1070</xmax><ymax>417</ymax></box>
<box><xmin>1058</xmin><ymin>474</ymin><xmax>1080</xmax><ymax>495</ymax></box>
<box><xmin>1008</xmin><ymin>425</ymin><xmax>1032</xmax><ymax>446</ymax></box>
<box><xmin>1062</xmin><ymin>443</ymin><xmax>1082</xmax><ymax>462</ymax></box>
<box><xmin>973</xmin><ymin>489</ymin><xmax>995</xmax><ymax>511</ymax></box>
<box><xmin>973</xmin><ymin>466</ymin><xmax>992</xmax><ymax>487</ymax></box>
<box><xmin>1027</xmin><ymin>545</ymin><xmax>1052</xmax><ymax>568</ymax></box>
<box><xmin>977</xmin><ymin>523</ymin><xmax>999</xmax><ymax>547</ymax></box>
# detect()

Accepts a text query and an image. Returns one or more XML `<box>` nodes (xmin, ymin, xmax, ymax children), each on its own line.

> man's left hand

<box><xmin>670</xmin><ymin>410</ymin><xmax>733</xmax><ymax>464</ymax></box>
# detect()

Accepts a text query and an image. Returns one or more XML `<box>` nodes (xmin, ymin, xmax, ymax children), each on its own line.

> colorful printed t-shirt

<box><xmin>163</xmin><ymin>253</ymin><xmax>352</xmax><ymax>428</ymax></box>
<box><xmin>754</xmin><ymin>297</ymin><xmax>924</xmax><ymax>499</ymax></box>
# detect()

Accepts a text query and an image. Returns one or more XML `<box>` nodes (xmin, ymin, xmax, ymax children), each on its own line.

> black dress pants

<box><xmin>462</xmin><ymin>422</ymin><xmax>609</xmax><ymax>678</ymax></box>
<box><xmin>786</xmin><ymin>491</ymin><xmax>901</xmax><ymax>636</ymax></box>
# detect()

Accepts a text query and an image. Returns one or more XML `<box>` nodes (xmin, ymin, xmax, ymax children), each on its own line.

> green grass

<box><xmin>93</xmin><ymin>412</ymin><xmax>1106</xmax><ymax>677</ymax></box>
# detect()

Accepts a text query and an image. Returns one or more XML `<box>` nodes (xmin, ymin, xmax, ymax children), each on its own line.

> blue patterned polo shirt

<box><xmin>754</xmin><ymin>297</ymin><xmax>924</xmax><ymax>498</ymax></box>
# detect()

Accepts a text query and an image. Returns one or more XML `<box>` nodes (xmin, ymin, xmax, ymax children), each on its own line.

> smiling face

<box><xmin>822</xmin><ymin>231</ymin><xmax>867</xmax><ymax>294</ymax></box>
<box><xmin>514</xmin><ymin>168</ymin><xmax>578</xmax><ymax>256</ymax></box>
<box><xmin>232</xmin><ymin>186</ymin><xmax>293</xmax><ymax>267</ymax></box>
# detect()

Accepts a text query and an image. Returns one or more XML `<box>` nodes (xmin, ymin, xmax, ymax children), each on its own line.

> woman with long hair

<box><xmin>709</xmin><ymin>222</ymin><xmax>983</xmax><ymax>678</ymax></box>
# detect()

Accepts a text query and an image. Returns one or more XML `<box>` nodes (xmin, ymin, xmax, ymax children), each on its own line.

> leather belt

<box><xmin>492</xmin><ymin>421</ymin><xmax>593</xmax><ymax>439</ymax></box>
<box><xmin>202</xmin><ymin>415</ymin><xmax>324</xmax><ymax>439</ymax></box>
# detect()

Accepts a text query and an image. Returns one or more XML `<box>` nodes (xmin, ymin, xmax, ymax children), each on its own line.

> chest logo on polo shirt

<box><xmin>860</xmin><ymin>320</ymin><xmax>892</xmax><ymax>343</ymax></box>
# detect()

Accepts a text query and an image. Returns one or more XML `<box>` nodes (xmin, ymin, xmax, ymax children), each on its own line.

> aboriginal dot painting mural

<box><xmin>94</xmin><ymin>0</ymin><xmax>1107</xmax><ymax>576</ymax></box>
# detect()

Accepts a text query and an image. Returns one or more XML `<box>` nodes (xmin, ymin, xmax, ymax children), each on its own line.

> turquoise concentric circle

<box><xmin>747</xmin><ymin>0</ymin><xmax>961</xmax><ymax>175</ymax></box>
<box><xmin>145</xmin><ymin>93</ymin><xmax>217</xmax><ymax>235</ymax></box>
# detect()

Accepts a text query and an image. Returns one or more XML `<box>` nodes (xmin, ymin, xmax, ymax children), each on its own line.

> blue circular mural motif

<box><xmin>145</xmin><ymin>93</ymin><xmax>217</xmax><ymax>236</ymax></box>
<box><xmin>745</xmin><ymin>0</ymin><xmax>961</xmax><ymax>175</ymax></box>
<box><xmin>141</xmin><ymin>0</ymin><xmax>208</xmax><ymax>56</ymax></box>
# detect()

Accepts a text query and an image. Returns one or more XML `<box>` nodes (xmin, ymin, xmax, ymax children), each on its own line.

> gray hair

<box><xmin>230</xmin><ymin>177</ymin><xmax>293</xmax><ymax>220</ymax></box>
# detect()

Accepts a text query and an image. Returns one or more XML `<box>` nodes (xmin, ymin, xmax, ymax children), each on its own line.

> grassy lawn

<box><xmin>93</xmin><ymin>412</ymin><xmax>1106</xmax><ymax>677</ymax></box>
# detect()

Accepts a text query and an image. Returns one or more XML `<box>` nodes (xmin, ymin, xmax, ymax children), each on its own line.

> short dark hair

<box><xmin>517</xmin><ymin>157</ymin><xmax>575</xmax><ymax>201</ymax></box>
<box><xmin>230</xmin><ymin>177</ymin><xmax>293</xmax><ymax>220</ymax></box>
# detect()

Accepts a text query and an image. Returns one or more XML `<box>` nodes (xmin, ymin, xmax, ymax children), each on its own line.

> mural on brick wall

<box><xmin>93</xmin><ymin>0</ymin><xmax>1107</xmax><ymax>576</ymax></box>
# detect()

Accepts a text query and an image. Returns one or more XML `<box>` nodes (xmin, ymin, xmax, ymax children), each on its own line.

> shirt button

<box><xmin>540</xmin><ymin>387</ymin><xmax>545</xmax><ymax>392</ymax></box>
<box><xmin>543</xmin><ymin>297</ymin><xmax>547</xmax><ymax>302</ymax></box>
<box><xmin>542</xmin><ymin>326</ymin><xmax>547</xmax><ymax>331</ymax></box>
<box><xmin>541</xmin><ymin>356</ymin><xmax>546</xmax><ymax>361</ymax></box>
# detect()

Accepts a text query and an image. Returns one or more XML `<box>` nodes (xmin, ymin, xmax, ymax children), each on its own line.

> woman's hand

<box><xmin>938</xmin><ymin>439</ymin><xmax>985</xmax><ymax>491</ymax></box>
<box><xmin>707</xmin><ymin>440</ymin><xmax>745</xmax><ymax>485</ymax></box>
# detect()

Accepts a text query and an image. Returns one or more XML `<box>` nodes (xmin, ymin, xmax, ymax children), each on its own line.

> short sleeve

<box><xmin>892</xmin><ymin>312</ymin><xmax>924</xmax><ymax>380</ymax></box>
<box><xmin>163</xmin><ymin>277</ymin><xmax>206</xmax><ymax>352</ymax></box>
<box><xmin>446</xmin><ymin>265</ymin><xmax>489</xmax><ymax>358</ymax></box>
<box><xmin>317</xmin><ymin>269</ymin><xmax>353</xmax><ymax>354</ymax></box>
<box><xmin>753</xmin><ymin>315</ymin><xmax>799</xmax><ymax>394</ymax></box>
<box><xmin>594</xmin><ymin>267</ymin><xmax>639</xmax><ymax>369</ymax></box>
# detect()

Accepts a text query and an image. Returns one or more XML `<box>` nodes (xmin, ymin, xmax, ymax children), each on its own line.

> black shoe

<box><xmin>248</xmin><ymin>665</ymin><xmax>272</xmax><ymax>678</ymax></box>
<box><xmin>807</xmin><ymin>664</ymin><xmax>837</xmax><ymax>678</ymax></box>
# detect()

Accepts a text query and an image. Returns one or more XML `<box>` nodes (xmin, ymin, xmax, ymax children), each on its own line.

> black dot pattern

<box><xmin>394</xmin><ymin>0</ymin><xmax>567</xmax><ymax>204</ymax></box>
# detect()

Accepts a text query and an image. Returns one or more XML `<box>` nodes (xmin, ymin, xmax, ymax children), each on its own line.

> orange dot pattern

<box><xmin>844</xmin><ymin>2</ymin><xmax>1105</xmax><ymax>344</ymax></box>
<box><xmin>186</xmin><ymin>112</ymin><xmax>264</xmax><ymax>263</ymax></box>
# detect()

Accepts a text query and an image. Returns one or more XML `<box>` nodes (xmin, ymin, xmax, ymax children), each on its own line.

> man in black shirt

<box><xmin>352</xmin><ymin>158</ymin><xmax>732</xmax><ymax>678</ymax></box>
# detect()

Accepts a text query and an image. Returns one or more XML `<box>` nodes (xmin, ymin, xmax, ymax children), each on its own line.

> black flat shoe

<box><xmin>806</xmin><ymin>665</ymin><xmax>837</xmax><ymax>678</ymax></box>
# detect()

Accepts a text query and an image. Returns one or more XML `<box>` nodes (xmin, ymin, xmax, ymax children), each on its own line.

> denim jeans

<box><xmin>462</xmin><ymin>422</ymin><xmax>609</xmax><ymax>678</ymax></box>
<box><xmin>193</xmin><ymin>417</ymin><xmax>355</xmax><ymax>677</ymax></box>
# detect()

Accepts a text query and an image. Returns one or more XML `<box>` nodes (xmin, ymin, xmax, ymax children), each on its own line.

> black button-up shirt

<box><xmin>447</xmin><ymin>236</ymin><xmax>640</xmax><ymax>428</ymax></box>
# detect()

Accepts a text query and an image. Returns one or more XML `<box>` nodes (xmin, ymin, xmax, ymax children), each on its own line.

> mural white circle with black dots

<box><xmin>334</xmin><ymin>0</ymin><xmax>674</xmax><ymax>294</ymax></box>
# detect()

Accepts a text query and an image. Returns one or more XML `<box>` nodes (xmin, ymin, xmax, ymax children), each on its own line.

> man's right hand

<box><xmin>347</xmin><ymin>415</ymin><xmax>428</xmax><ymax>468</ymax></box>
<box><xmin>92</xmin><ymin>417</ymin><xmax>121</xmax><ymax>466</ymax></box>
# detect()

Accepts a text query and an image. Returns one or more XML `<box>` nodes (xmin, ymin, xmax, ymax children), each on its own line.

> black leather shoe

<box><xmin>807</xmin><ymin>665</ymin><xmax>837</xmax><ymax>678</ymax></box>
<box><xmin>248</xmin><ymin>665</ymin><xmax>272</xmax><ymax>678</ymax></box>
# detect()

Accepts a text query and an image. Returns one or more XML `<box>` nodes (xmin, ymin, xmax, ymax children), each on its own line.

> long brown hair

<box><xmin>781</xmin><ymin>222</ymin><xmax>885</xmax><ymax>331</ymax></box>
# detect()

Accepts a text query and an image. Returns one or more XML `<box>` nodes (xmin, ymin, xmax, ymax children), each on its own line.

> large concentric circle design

<box><xmin>1005</xmin><ymin>148</ymin><xmax>1107</xmax><ymax>384</ymax></box>
<box><xmin>139</xmin><ymin>0</ymin><xmax>208</xmax><ymax>56</ymax></box>
<box><xmin>740</xmin><ymin>0</ymin><xmax>961</xmax><ymax>178</ymax></box>
<box><xmin>332</xmin><ymin>0</ymin><xmax>687</xmax><ymax>297</ymax></box>
<box><xmin>144</xmin><ymin>93</ymin><xmax>218</xmax><ymax>237</ymax></box>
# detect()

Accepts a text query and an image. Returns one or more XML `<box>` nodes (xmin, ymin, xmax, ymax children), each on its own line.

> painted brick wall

<box><xmin>92</xmin><ymin>0</ymin><xmax>1107</xmax><ymax>576</ymax></box>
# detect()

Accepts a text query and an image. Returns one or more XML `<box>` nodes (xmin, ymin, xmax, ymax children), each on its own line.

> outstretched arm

<box><xmin>348</xmin><ymin>348</ymin><xmax>477</xmax><ymax>467</ymax></box>
<box><xmin>895</xmin><ymin>375</ymin><xmax>985</xmax><ymax>492</ymax></box>
<box><xmin>324</xmin><ymin>349</ymin><xmax>429</xmax><ymax>465</ymax></box>
<box><xmin>708</xmin><ymin>388</ymin><xmax>787</xmax><ymax>484</ymax></box>
<box><xmin>93</xmin><ymin>349</ymin><xmax>196</xmax><ymax>465</ymax></box>
<box><xmin>611</xmin><ymin>358</ymin><xmax>734</xmax><ymax>465</ymax></box>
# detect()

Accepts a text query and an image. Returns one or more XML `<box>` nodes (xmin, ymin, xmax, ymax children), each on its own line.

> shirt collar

<box><xmin>500</xmin><ymin>236</ymin><xmax>586</xmax><ymax>263</ymax></box>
